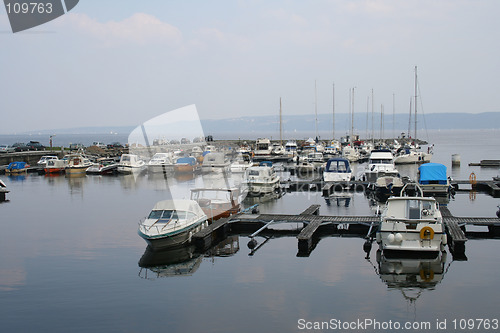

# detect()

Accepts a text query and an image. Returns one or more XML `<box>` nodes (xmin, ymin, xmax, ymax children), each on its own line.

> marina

<box><xmin>1</xmin><ymin>129</ymin><xmax>500</xmax><ymax>333</ymax></box>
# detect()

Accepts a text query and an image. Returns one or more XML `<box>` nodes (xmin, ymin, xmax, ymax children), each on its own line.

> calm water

<box><xmin>1</xmin><ymin>130</ymin><xmax>500</xmax><ymax>333</ymax></box>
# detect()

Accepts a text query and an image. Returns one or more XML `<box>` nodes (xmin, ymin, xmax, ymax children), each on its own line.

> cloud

<box><xmin>58</xmin><ymin>13</ymin><xmax>182</xmax><ymax>45</ymax></box>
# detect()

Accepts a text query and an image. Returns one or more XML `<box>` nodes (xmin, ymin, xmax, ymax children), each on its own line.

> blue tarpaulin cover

<box><xmin>418</xmin><ymin>163</ymin><xmax>447</xmax><ymax>185</ymax></box>
<box><xmin>7</xmin><ymin>162</ymin><xmax>27</xmax><ymax>170</ymax></box>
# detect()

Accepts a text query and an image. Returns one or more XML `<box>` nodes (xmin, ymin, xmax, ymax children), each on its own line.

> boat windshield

<box><xmin>369</xmin><ymin>159</ymin><xmax>392</xmax><ymax>164</ymax></box>
<box><xmin>148</xmin><ymin>210</ymin><xmax>198</xmax><ymax>222</ymax></box>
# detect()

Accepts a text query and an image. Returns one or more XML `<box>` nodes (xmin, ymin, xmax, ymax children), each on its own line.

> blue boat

<box><xmin>6</xmin><ymin>161</ymin><xmax>29</xmax><ymax>174</ymax></box>
<box><xmin>418</xmin><ymin>163</ymin><xmax>451</xmax><ymax>195</ymax></box>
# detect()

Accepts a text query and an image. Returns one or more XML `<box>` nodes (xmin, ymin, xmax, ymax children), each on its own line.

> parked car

<box><xmin>12</xmin><ymin>143</ymin><xmax>29</xmax><ymax>152</ymax></box>
<box><xmin>26</xmin><ymin>141</ymin><xmax>45</xmax><ymax>151</ymax></box>
<box><xmin>107</xmin><ymin>142</ymin><xmax>124</xmax><ymax>149</ymax></box>
<box><xmin>0</xmin><ymin>144</ymin><xmax>15</xmax><ymax>153</ymax></box>
<box><xmin>92</xmin><ymin>142</ymin><xmax>107</xmax><ymax>149</ymax></box>
<box><xmin>69</xmin><ymin>143</ymin><xmax>85</xmax><ymax>150</ymax></box>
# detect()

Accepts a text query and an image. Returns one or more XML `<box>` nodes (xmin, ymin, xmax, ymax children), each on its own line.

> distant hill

<box><xmin>22</xmin><ymin>111</ymin><xmax>500</xmax><ymax>139</ymax></box>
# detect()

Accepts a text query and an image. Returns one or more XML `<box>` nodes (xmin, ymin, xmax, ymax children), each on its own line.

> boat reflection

<box><xmin>374</xmin><ymin>250</ymin><xmax>447</xmax><ymax>301</ymax></box>
<box><xmin>138</xmin><ymin>236</ymin><xmax>240</xmax><ymax>279</ymax></box>
<box><xmin>138</xmin><ymin>245</ymin><xmax>202</xmax><ymax>278</ymax></box>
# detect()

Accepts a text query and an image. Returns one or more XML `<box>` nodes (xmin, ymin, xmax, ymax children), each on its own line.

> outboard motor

<box><xmin>496</xmin><ymin>205</ymin><xmax>500</xmax><ymax>218</ymax></box>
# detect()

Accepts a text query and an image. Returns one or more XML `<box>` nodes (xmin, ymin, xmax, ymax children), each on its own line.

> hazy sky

<box><xmin>1</xmin><ymin>0</ymin><xmax>499</xmax><ymax>133</ymax></box>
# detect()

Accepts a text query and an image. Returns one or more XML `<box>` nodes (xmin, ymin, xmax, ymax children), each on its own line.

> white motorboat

<box><xmin>148</xmin><ymin>153</ymin><xmax>175</xmax><ymax>173</ymax></box>
<box><xmin>342</xmin><ymin>145</ymin><xmax>360</xmax><ymax>162</ymax></box>
<box><xmin>362</xmin><ymin>149</ymin><xmax>399</xmax><ymax>182</ymax></box>
<box><xmin>394</xmin><ymin>147</ymin><xmax>431</xmax><ymax>164</ymax></box>
<box><xmin>64</xmin><ymin>154</ymin><xmax>93</xmax><ymax>175</ymax></box>
<box><xmin>45</xmin><ymin>159</ymin><xmax>67</xmax><ymax>174</ymax></box>
<box><xmin>201</xmin><ymin>152</ymin><xmax>229</xmax><ymax>173</ymax></box>
<box><xmin>230</xmin><ymin>154</ymin><xmax>252</xmax><ymax>173</ymax></box>
<box><xmin>117</xmin><ymin>154</ymin><xmax>146</xmax><ymax>174</ymax></box>
<box><xmin>0</xmin><ymin>178</ymin><xmax>9</xmax><ymax>202</ymax></box>
<box><xmin>376</xmin><ymin>184</ymin><xmax>447</xmax><ymax>256</ymax></box>
<box><xmin>284</xmin><ymin>141</ymin><xmax>298</xmax><ymax>158</ymax></box>
<box><xmin>190</xmin><ymin>187</ymin><xmax>242</xmax><ymax>222</ymax></box>
<box><xmin>244</xmin><ymin>162</ymin><xmax>280</xmax><ymax>196</ymax></box>
<box><xmin>138</xmin><ymin>199</ymin><xmax>208</xmax><ymax>250</ymax></box>
<box><xmin>86</xmin><ymin>158</ymin><xmax>118</xmax><ymax>175</ymax></box>
<box><xmin>253</xmin><ymin>138</ymin><xmax>273</xmax><ymax>157</ymax></box>
<box><xmin>323</xmin><ymin>158</ymin><xmax>352</xmax><ymax>183</ymax></box>
<box><xmin>36</xmin><ymin>155</ymin><xmax>58</xmax><ymax>168</ymax></box>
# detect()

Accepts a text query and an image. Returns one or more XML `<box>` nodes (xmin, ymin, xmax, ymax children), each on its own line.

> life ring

<box><xmin>419</xmin><ymin>269</ymin><xmax>434</xmax><ymax>282</ymax></box>
<box><xmin>469</xmin><ymin>172</ymin><xmax>477</xmax><ymax>185</ymax></box>
<box><xmin>420</xmin><ymin>226</ymin><xmax>434</xmax><ymax>240</ymax></box>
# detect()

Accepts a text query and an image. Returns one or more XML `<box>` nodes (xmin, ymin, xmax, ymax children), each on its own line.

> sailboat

<box><xmin>394</xmin><ymin>66</ymin><xmax>432</xmax><ymax>165</ymax></box>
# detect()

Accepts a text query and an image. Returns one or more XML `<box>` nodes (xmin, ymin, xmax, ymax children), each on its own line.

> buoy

<box><xmin>363</xmin><ymin>240</ymin><xmax>372</xmax><ymax>254</ymax></box>
<box><xmin>247</xmin><ymin>238</ymin><xmax>258</xmax><ymax>249</ymax></box>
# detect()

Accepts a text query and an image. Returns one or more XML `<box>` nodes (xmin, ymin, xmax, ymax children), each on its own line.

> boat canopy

<box><xmin>203</xmin><ymin>152</ymin><xmax>225</xmax><ymax>164</ymax></box>
<box><xmin>418</xmin><ymin>163</ymin><xmax>447</xmax><ymax>184</ymax></box>
<box><xmin>325</xmin><ymin>158</ymin><xmax>351</xmax><ymax>173</ymax></box>
<box><xmin>7</xmin><ymin>161</ymin><xmax>27</xmax><ymax>169</ymax></box>
<box><xmin>259</xmin><ymin>161</ymin><xmax>273</xmax><ymax>167</ymax></box>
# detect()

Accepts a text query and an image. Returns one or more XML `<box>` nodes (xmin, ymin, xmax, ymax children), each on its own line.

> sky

<box><xmin>1</xmin><ymin>0</ymin><xmax>499</xmax><ymax>134</ymax></box>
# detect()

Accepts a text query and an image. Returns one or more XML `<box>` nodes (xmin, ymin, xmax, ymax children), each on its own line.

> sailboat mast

<box><xmin>315</xmin><ymin>80</ymin><xmax>318</xmax><ymax>141</ymax></box>
<box><xmin>351</xmin><ymin>87</ymin><xmax>355</xmax><ymax>143</ymax></box>
<box><xmin>392</xmin><ymin>93</ymin><xmax>395</xmax><ymax>139</ymax></box>
<box><xmin>332</xmin><ymin>83</ymin><xmax>335</xmax><ymax>140</ymax></box>
<box><xmin>371</xmin><ymin>89</ymin><xmax>374</xmax><ymax>145</ymax></box>
<box><xmin>380</xmin><ymin>104</ymin><xmax>384</xmax><ymax>140</ymax></box>
<box><xmin>279</xmin><ymin>97</ymin><xmax>283</xmax><ymax>146</ymax></box>
<box><xmin>414</xmin><ymin>66</ymin><xmax>418</xmax><ymax>140</ymax></box>
<box><xmin>408</xmin><ymin>97</ymin><xmax>412</xmax><ymax>138</ymax></box>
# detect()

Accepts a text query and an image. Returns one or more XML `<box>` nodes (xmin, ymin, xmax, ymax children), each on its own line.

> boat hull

<box><xmin>65</xmin><ymin>166</ymin><xmax>90</xmax><ymax>175</ymax></box>
<box><xmin>138</xmin><ymin>221</ymin><xmax>206</xmax><ymax>250</ymax></box>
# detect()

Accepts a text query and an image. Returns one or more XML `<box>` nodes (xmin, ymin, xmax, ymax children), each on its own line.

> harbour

<box><xmin>1</xmin><ymin>129</ymin><xmax>500</xmax><ymax>332</ymax></box>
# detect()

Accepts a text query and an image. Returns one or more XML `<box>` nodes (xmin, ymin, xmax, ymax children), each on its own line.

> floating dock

<box><xmin>192</xmin><ymin>204</ymin><xmax>500</xmax><ymax>258</ymax></box>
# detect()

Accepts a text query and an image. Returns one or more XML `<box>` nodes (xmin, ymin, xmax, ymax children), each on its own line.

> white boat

<box><xmin>117</xmin><ymin>154</ymin><xmax>146</xmax><ymax>174</ymax></box>
<box><xmin>0</xmin><ymin>178</ymin><xmax>9</xmax><ymax>202</ymax></box>
<box><xmin>306</xmin><ymin>152</ymin><xmax>325</xmax><ymax>168</ymax></box>
<box><xmin>362</xmin><ymin>149</ymin><xmax>399</xmax><ymax>182</ymax></box>
<box><xmin>376</xmin><ymin>184</ymin><xmax>447</xmax><ymax>256</ymax></box>
<box><xmin>230</xmin><ymin>154</ymin><xmax>252</xmax><ymax>173</ymax></box>
<box><xmin>342</xmin><ymin>145</ymin><xmax>360</xmax><ymax>162</ymax></box>
<box><xmin>323</xmin><ymin>158</ymin><xmax>352</xmax><ymax>183</ymax></box>
<box><xmin>244</xmin><ymin>162</ymin><xmax>280</xmax><ymax>196</ymax></box>
<box><xmin>253</xmin><ymin>138</ymin><xmax>273</xmax><ymax>157</ymax></box>
<box><xmin>201</xmin><ymin>152</ymin><xmax>229</xmax><ymax>173</ymax></box>
<box><xmin>36</xmin><ymin>155</ymin><xmax>58</xmax><ymax>168</ymax></box>
<box><xmin>44</xmin><ymin>159</ymin><xmax>67</xmax><ymax>174</ymax></box>
<box><xmin>284</xmin><ymin>141</ymin><xmax>298</xmax><ymax>158</ymax></box>
<box><xmin>64</xmin><ymin>154</ymin><xmax>93</xmax><ymax>175</ymax></box>
<box><xmin>86</xmin><ymin>158</ymin><xmax>118</xmax><ymax>175</ymax></box>
<box><xmin>394</xmin><ymin>147</ymin><xmax>431</xmax><ymax>164</ymax></box>
<box><xmin>190</xmin><ymin>187</ymin><xmax>242</xmax><ymax>222</ymax></box>
<box><xmin>148</xmin><ymin>153</ymin><xmax>175</xmax><ymax>173</ymax></box>
<box><xmin>138</xmin><ymin>200</ymin><xmax>208</xmax><ymax>250</ymax></box>
<box><xmin>373</xmin><ymin>175</ymin><xmax>404</xmax><ymax>199</ymax></box>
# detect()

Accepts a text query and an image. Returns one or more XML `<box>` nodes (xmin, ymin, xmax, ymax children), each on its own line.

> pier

<box><xmin>192</xmin><ymin>204</ymin><xmax>500</xmax><ymax>258</ymax></box>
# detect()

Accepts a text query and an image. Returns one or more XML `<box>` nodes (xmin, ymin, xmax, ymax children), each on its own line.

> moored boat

<box><xmin>244</xmin><ymin>162</ymin><xmax>280</xmax><ymax>196</ymax></box>
<box><xmin>190</xmin><ymin>187</ymin><xmax>242</xmax><ymax>222</ymax></box>
<box><xmin>418</xmin><ymin>163</ymin><xmax>451</xmax><ymax>196</ymax></box>
<box><xmin>117</xmin><ymin>154</ymin><xmax>146</xmax><ymax>174</ymax></box>
<box><xmin>44</xmin><ymin>159</ymin><xmax>66</xmax><ymax>174</ymax></box>
<box><xmin>148</xmin><ymin>153</ymin><xmax>175</xmax><ymax>173</ymax></box>
<box><xmin>376</xmin><ymin>184</ymin><xmax>447</xmax><ymax>256</ymax></box>
<box><xmin>65</xmin><ymin>154</ymin><xmax>93</xmax><ymax>175</ymax></box>
<box><xmin>137</xmin><ymin>199</ymin><xmax>208</xmax><ymax>250</ymax></box>
<box><xmin>86</xmin><ymin>158</ymin><xmax>119</xmax><ymax>175</ymax></box>
<box><xmin>323</xmin><ymin>158</ymin><xmax>352</xmax><ymax>183</ymax></box>
<box><xmin>174</xmin><ymin>156</ymin><xmax>198</xmax><ymax>174</ymax></box>
<box><xmin>5</xmin><ymin>161</ymin><xmax>30</xmax><ymax>174</ymax></box>
<box><xmin>362</xmin><ymin>149</ymin><xmax>399</xmax><ymax>182</ymax></box>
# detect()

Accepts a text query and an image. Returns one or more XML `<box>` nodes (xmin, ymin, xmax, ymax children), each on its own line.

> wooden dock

<box><xmin>192</xmin><ymin>204</ymin><xmax>500</xmax><ymax>258</ymax></box>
